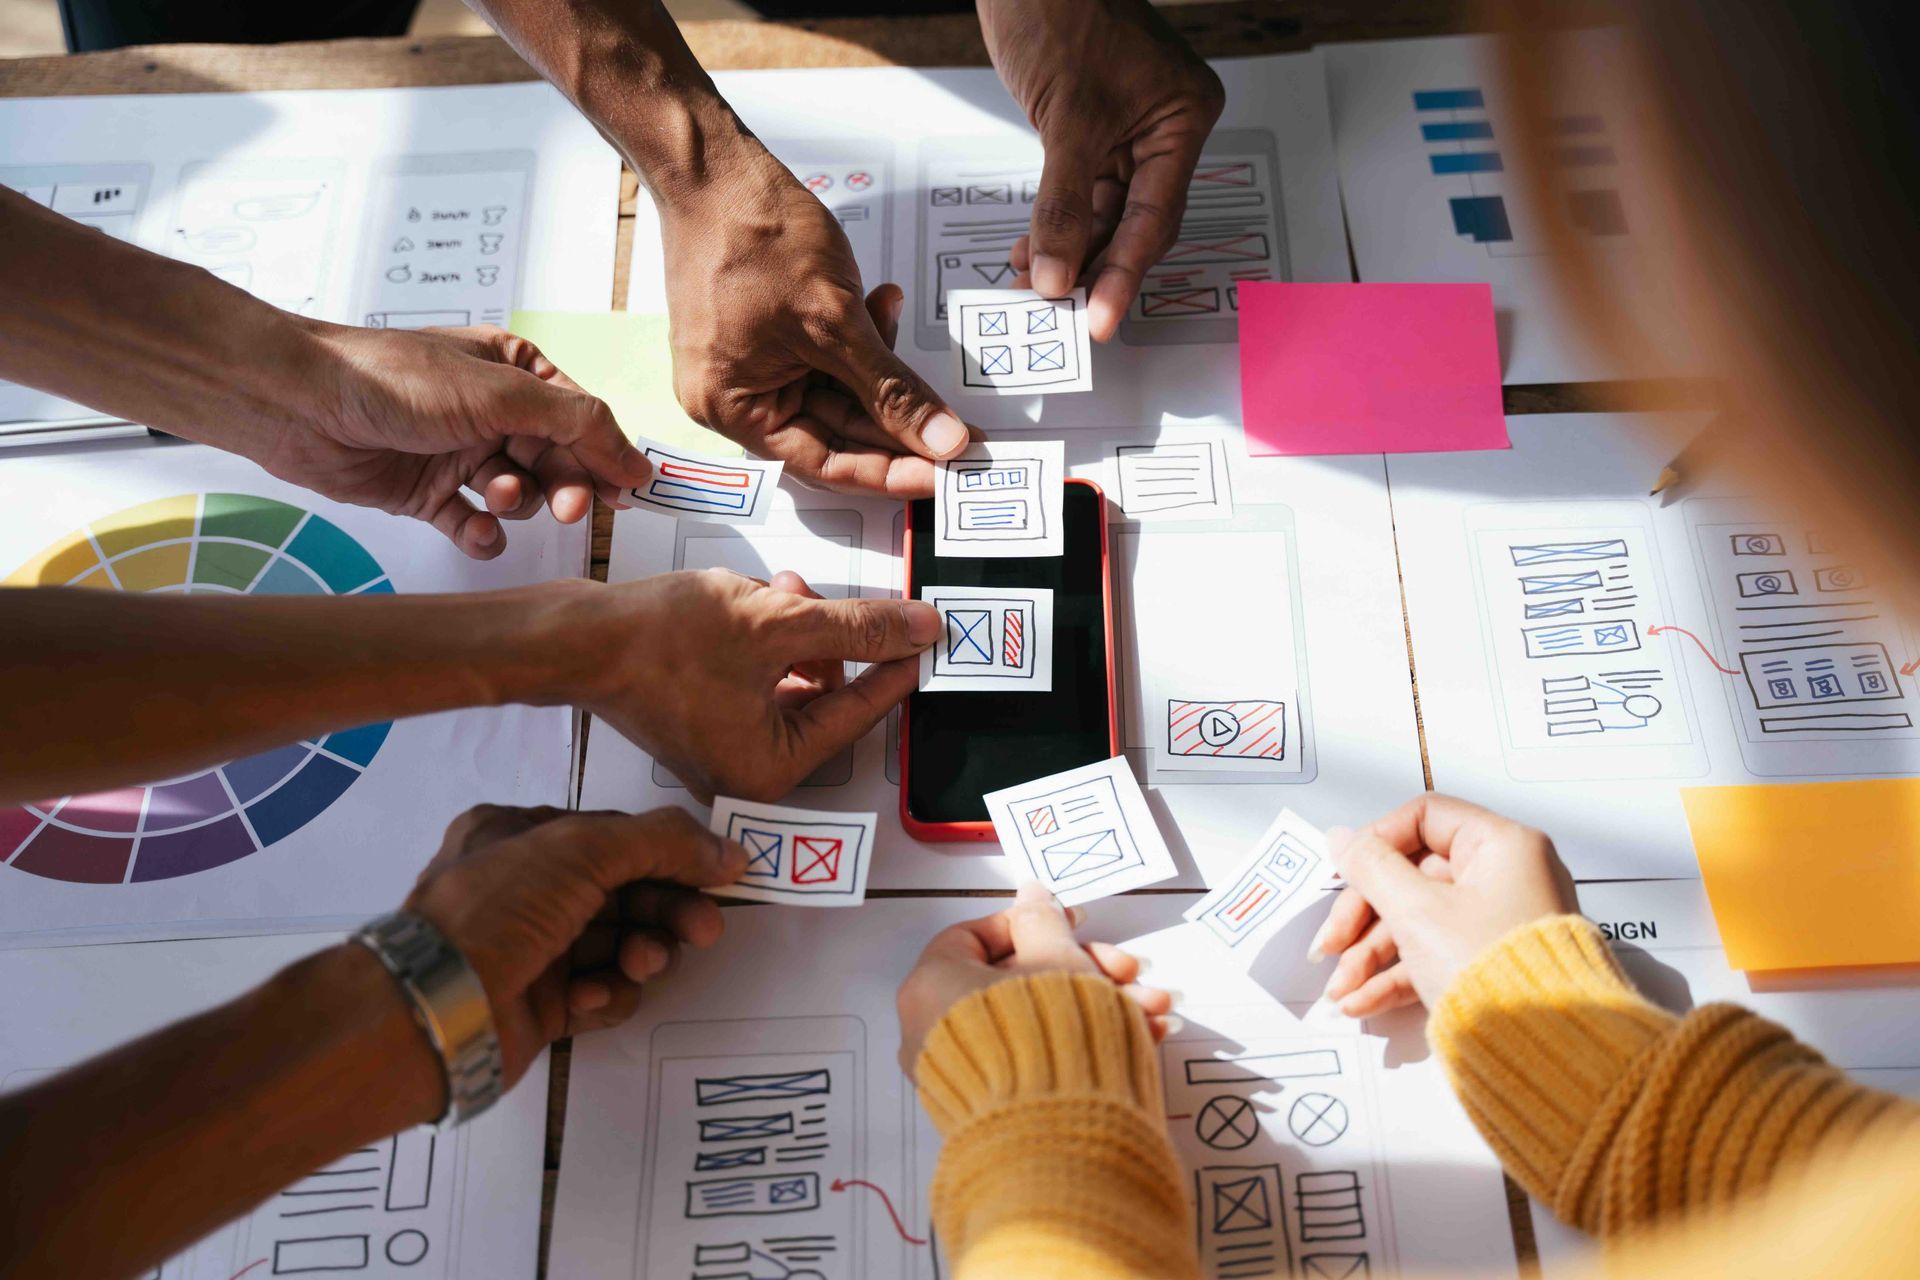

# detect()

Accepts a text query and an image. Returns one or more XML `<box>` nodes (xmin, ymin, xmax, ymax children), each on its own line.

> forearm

<box><xmin>0</xmin><ymin>942</ymin><xmax>441</xmax><ymax>1280</ymax></box>
<box><xmin>0</xmin><ymin>584</ymin><xmax>587</xmax><ymax>802</ymax></box>
<box><xmin>1430</xmin><ymin>915</ymin><xmax>1920</xmax><ymax>1235</ymax></box>
<box><xmin>465</xmin><ymin>0</ymin><xmax>771</xmax><ymax>208</ymax></box>
<box><xmin>0</xmin><ymin>187</ymin><xmax>319</xmax><ymax>451</ymax></box>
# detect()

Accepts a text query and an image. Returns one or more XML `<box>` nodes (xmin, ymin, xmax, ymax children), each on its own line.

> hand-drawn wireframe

<box><xmin>641</xmin><ymin>1018</ymin><xmax>866</xmax><ymax>1280</ymax></box>
<box><xmin>1</xmin><ymin>162</ymin><xmax>151</xmax><ymax>242</ymax></box>
<box><xmin>932</xmin><ymin>441</ymin><xmax>1065</xmax><ymax>558</ymax></box>
<box><xmin>917</xmin><ymin>586</ymin><xmax>1055</xmax><ymax>693</ymax></box>
<box><xmin>354</xmin><ymin>152</ymin><xmax>533</xmax><ymax>330</ymax></box>
<box><xmin>1301</xmin><ymin>1252</ymin><xmax>1372</xmax><ymax>1280</ymax></box>
<box><xmin>1685</xmin><ymin>499</ymin><xmax>1920</xmax><ymax>775</ymax></box>
<box><xmin>914</xmin><ymin>130</ymin><xmax>1288</xmax><ymax>349</ymax></box>
<box><xmin>1109</xmin><ymin>439</ymin><xmax>1235</xmax><ymax>522</ymax></box>
<box><xmin>169</xmin><ymin>158</ymin><xmax>345</xmax><ymax>317</ymax></box>
<box><xmin>1196</xmin><ymin>1164</ymin><xmax>1289</xmax><ymax>1278</ymax></box>
<box><xmin>1296</xmin><ymin>1171</ymin><xmax>1366</xmax><ymax>1241</ymax></box>
<box><xmin>1167</xmin><ymin>699</ymin><xmax>1289</xmax><ymax>762</ymax></box>
<box><xmin>981</xmin><ymin>756</ymin><xmax>1177</xmax><ymax>907</ymax></box>
<box><xmin>1287</xmin><ymin>1095</ymin><xmax>1351</xmax><ymax>1147</ymax></box>
<box><xmin>770</xmin><ymin>144</ymin><xmax>892</xmax><ymax>293</ymax></box>
<box><xmin>1466</xmin><ymin>502</ymin><xmax>1706</xmax><ymax>782</ymax></box>
<box><xmin>625</xmin><ymin>443</ymin><xmax>784</xmax><ymax>524</ymax></box>
<box><xmin>1184</xmin><ymin>809</ymin><xmax>1332</xmax><ymax>965</ymax></box>
<box><xmin>946</xmin><ymin>288</ymin><xmax>1092</xmax><ymax>395</ymax></box>
<box><xmin>1195</xmin><ymin>1096</ymin><xmax>1263</xmax><ymax>1150</ymax></box>
<box><xmin>707</xmin><ymin>798</ymin><xmax>877</xmax><ymax>907</ymax></box>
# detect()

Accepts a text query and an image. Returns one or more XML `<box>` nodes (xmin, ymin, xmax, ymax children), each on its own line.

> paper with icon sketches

<box><xmin>707</xmin><ymin>797</ymin><xmax>875</xmax><ymax>907</ymax></box>
<box><xmin>983</xmin><ymin>757</ymin><xmax>1177</xmax><ymax>906</ymax></box>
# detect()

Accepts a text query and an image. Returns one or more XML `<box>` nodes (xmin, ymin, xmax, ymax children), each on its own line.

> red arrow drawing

<box><xmin>831</xmin><ymin>1178</ymin><xmax>928</xmax><ymax>1245</ymax></box>
<box><xmin>228</xmin><ymin>1261</ymin><xmax>270</xmax><ymax>1280</ymax></box>
<box><xmin>1902</xmin><ymin>660</ymin><xmax>1920</xmax><ymax>677</ymax></box>
<box><xmin>1648</xmin><ymin>624</ymin><xmax>1739</xmax><ymax>675</ymax></box>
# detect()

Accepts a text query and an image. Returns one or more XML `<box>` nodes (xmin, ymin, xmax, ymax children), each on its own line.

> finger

<box><xmin>538</xmin><ymin>808</ymin><xmax>749</xmax><ymax>895</ymax></box>
<box><xmin>615</xmin><ymin>883</ymin><xmax>727</xmax><ymax>949</ymax></box>
<box><xmin>1308</xmin><ymin>828</ymin><xmax>1377</xmax><ymax>962</ymax></box>
<box><xmin>917</xmin><ymin>912</ymin><xmax>1017</xmax><ymax>969</ymax></box>
<box><xmin>422</xmin><ymin>489</ymin><xmax>504</xmax><ymax>560</ymax></box>
<box><xmin>1327</xmin><ymin>827</ymin><xmax>1440</xmax><ymax>927</ymax></box>
<box><xmin>1086</xmin><ymin>146</ymin><xmax>1204</xmax><ymax>342</ymax></box>
<box><xmin>1148</xmin><ymin>1013</ymin><xmax>1183</xmax><ymax>1043</ymax></box>
<box><xmin>1121</xmin><ymin>984</ymin><xmax>1175</xmax><ymax>1018</ymax></box>
<box><xmin>792</xmin><ymin>595</ymin><xmax>942</xmax><ymax>663</ymax></box>
<box><xmin>784</xmin><ymin>654</ymin><xmax>920</xmax><ymax>769</ymax></box>
<box><xmin>1365</xmin><ymin>792</ymin><xmax>1506</xmax><ymax>862</ymax></box>
<box><xmin>825</xmin><ymin>321</ymin><xmax>970</xmax><ymax>462</ymax></box>
<box><xmin>617</xmin><ymin>928</ymin><xmax>679</xmax><ymax>983</ymax></box>
<box><xmin>865</xmin><ymin>282</ymin><xmax>905</xmax><ymax>350</ymax></box>
<box><xmin>467</xmin><ymin>453</ymin><xmax>543</xmax><ymax>520</ymax></box>
<box><xmin>566</xmin><ymin>972</ymin><xmax>645</xmax><ymax>1032</ymax></box>
<box><xmin>488</xmin><ymin>333</ymin><xmax>654</xmax><ymax>492</ymax></box>
<box><xmin>1028</xmin><ymin>138</ymin><xmax>1101</xmax><ymax>296</ymax></box>
<box><xmin>1333</xmin><ymin>961</ymin><xmax>1422</xmax><ymax>1019</ymax></box>
<box><xmin>1085</xmin><ymin>941</ymin><xmax>1141</xmax><ymax>985</ymax></box>
<box><xmin>524</xmin><ymin>442</ymin><xmax>598</xmax><ymax>525</ymax></box>
<box><xmin>763</xmin><ymin>407</ymin><xmax>942</xmax><ymax>499</ymax></box>
<box><xmin>1323</xmin><ymin>918</ymin><xmax>1399</xmax><ymax>1003</ymax></box>
<box><xmin>768</xmin><ymin>572</ymin><xmax>846</xmax><ymax>695</ymax></box>
<box><xmin>1005</xmin><ymin>881</ymin><xmax>1091</xmax><ymax>968</ymax></box>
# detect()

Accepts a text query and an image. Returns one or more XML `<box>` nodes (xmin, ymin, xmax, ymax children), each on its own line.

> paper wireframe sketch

<box><xmin>1184</xmin><ymin>809</ymin><xmax>1336</xmax><ymax>964</ymax></box>
<box><xmin>708</xmin><ymin>797</ymin><xmax>876</xmax><ymax>907</ymax></box>
<box><xmin>933</xmin><ymin>440</ymin><xmax>1065</xmax><ymax>558</ymax></box>
<box><xmin>1108</xmin><ymin>437</ymin><xmax>1235</xmax><ymax>522</ymax></box>
<box><xmin>918</xmin><ymin>586</ymin><xmax>1054</xmax><ymax>693</ymax></box>
<box><xmin>982</xmin><ymin>757</ymin><xmax>1177</xmax><ymax>906</ymax></box>
<box><xmin>946</xmin><ymin>288</ymin><xmax>1093</xmax><ymax>395</ymax></box>
<box><xmin>626</xmin><ymin>443</ymin><xmax>784</xmax><ymax>524</ymax></box>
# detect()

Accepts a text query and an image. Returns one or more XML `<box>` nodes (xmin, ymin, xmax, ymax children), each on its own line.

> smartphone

<box><xmin>900</xmin><ymin>478</ymin><xmax>1118</xmax><ymax>841</ymax></box>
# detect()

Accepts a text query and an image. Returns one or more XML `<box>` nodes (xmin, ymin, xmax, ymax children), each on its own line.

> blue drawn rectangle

<box><xmin>694</xmin><ymin>1069</ymin><xmax>830</xmax><ymax>1106</ymax></box>
<box><xmin>1509</xmin><ymin>540</ymin><xmax>1628</xmax><ymax>565</ymax></box>
<box><xmin>1412</xmin><ymin>88</ymin><xmax>1485</xmax><ymax>110</ymax></box>
<box><xmin>1429</xmin><ymin>152</ymin><xmax>1503</xmax><ymax>175</ymax></box>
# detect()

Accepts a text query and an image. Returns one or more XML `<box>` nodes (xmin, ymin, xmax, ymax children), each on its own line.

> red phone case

<box><xmin>899</xmin><ymin>478</ymin><xmax>1120</xmax><ymax>843</ymax></box>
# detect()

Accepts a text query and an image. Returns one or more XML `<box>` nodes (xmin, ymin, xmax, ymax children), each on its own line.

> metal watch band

<box><xmin>354</xmin><ymin>909</ymin><xmax>503</xmax><ymax>1127</ymax></box>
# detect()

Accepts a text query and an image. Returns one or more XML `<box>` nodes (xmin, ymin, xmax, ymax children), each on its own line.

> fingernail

<box><xmin>1132</xmin><ymin>954</ymin><xmax>1152</xmax><ymax>974</ymax></box>
<box><xmin>1033</xmin><ymin>254</ymin><xmax>1072</xmax><ymax>296</ymax></box>
<box><xmin>1306</xmin><ymin>926</ymin><xmax>1329</xmax><ymax>964</ymax></box>
<box><xmin>1158</xmin><ymin>1014</ymin><xmax>1185</xmax><ymax>1037</ymax></box>
<box><xmin>1015</xmin><ymin>881</ymin><xmax>1061</xmax><ymax>911</ymax></box>
<box><xmin>474</xmin><ymin>520</ymin><xmax>500</xmax><ymax>548</ymax></box>
<box><xmin>921</xmin><ymin>412</ymin><xmax>968</xmax><ymax>457</ymax></box>
<box><xmin>1066</xmin><ymin>906</ymin><xmax>1087</xmax><ymax>927</ymax></box>
<box><xmin>630</xmin><ymin>936</ymin><xmax>671</xmax><ymax>979</ymax></box>
<box><xmin>718</xmin><ymin>839</ymin><xmax>750</xmax><ymax>878</ymax></box>
<box><xmin>903</xmin><ymin>600</ymin><xmax>941</xmax><ymax>645</ymax></box>
<box><xmin>886</xmin><ymin>292</ymin><xmax>905</xmax><ymax>325</ymax></box>
<box><xmin>1156</xmin><ymin>987</ymin><xmax>1184</xmax><ymax>1008</ymax></box>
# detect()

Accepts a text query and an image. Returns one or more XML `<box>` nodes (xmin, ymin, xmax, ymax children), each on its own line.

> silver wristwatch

<box><xmin>354</xmin><ymin>909</ymin><xmax>504</xmax><ymax>1127</ymax></box>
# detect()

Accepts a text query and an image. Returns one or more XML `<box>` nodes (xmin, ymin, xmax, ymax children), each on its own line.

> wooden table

<box><xmin>1</xmin><ymin>5</ymin><xmax>1709</xmax><ymax>1271</ymax></box>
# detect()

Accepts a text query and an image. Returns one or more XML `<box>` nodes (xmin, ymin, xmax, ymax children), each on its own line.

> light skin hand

<box><xmin>1309</xmin><ymin>794</ymin><xmax>1579</xmax><ymax>1018</ymax></box>
<box><xmin>896</xmin><ymin>882</ymin><xmax>1177</xmax><ymax>1077</ymax></box>
<box><xmin>552</xmin><ymin>568</ymin><xmax>941</xmax><ymax>804</ymax></box>
<box><xmin>404</xmin><ymin>804</ymin><xmax>748</xmax><ymax>1086</ymax></box>
<box><xmin>981</xmin><ymin>0</ymin><xmax>1225</xmax><ymax>341</ymax></box>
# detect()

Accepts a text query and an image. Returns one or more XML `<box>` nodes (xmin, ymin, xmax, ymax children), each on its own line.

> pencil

<box><xmin>1650</xmin><ymin>430</ymin><xmax>1718</xmax><ymax>496</ymax></box>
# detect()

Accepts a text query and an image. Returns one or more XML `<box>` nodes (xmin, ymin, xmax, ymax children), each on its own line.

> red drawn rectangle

<box><xmin>659</xmin><ymin>460</ymin><xmax>751</xmax><ymax>488</ymax></box>
<box><xmin>791</xmin><ymin>835</ymin><xmax>843</xmax><ymax>884</ymax></box>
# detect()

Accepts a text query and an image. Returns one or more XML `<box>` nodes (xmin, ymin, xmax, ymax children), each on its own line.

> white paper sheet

<box><xmin>982</xmin><ymin>756</ymin><xmax>1177</xmax><ymax>904</ymax></box>
<box><xmin>0</xmin><ymin>82</ymin><xmax>620</xmax><ymax>427</ymax></box>
<box><xmin>1388</xmin><ymin>413</ymin><xmax>1920</xmax><ymax>879</ymax></box>
<box><xmin>0</xmin><ymin>441</ymin><xmax>582</xmax><ymax>946</ymax></box>
<box><xmin>917</xmin><ymin>585</ymin><xmax>1054</xmax><ymax>692</ymax></box>
<box><xmin>626</xmin><ymin>55</ymin><xmax>1352</xmax><ymax>431</ymax></box>
<box><xmin>1528</xmin><ymin>878</ymin><xmax>1920</xmax><ymax>1276</ymax></box>
<box><xmin>1324</xmin><ymin>33</ymin><xmax>1687</xmax><ymax>383</ymax></box>
<box><xmin>708</xmin><ymin>797</ymin><xmax>876</xmax><ymax>907</ymax></box>
<box><xmin>933</xmin><ymin>440</ymin><xmax>1065</xmax><ymax>557</ymax></box>
<box><xmin>578</xmin><ymin>426</ymin><xmax>1424</xmax><ymax>892</ymax></box>
<box><xmin>548</xmin><ymin>894</ymin><xmax>1519</xmax><ymax>1279</ymax></box>
<box><xmin>946</xmin><ymin>288</ymin><xmax>1092</xmax><ymax>396</ymax></box>
<box><xmin>1184</xmin><ymin>809</ymin><xmax>1337</xmax><ymax>965</ymax></box>
<box><xmin>1108</xmin><ymin>432</ymin><xmax>1236</xmax><ymax>523</ymax></box>
<box><xmin>0</xmin><ymin>932</ymin><xmax>548</xmax><ymax>1279</ymax></box>
<box><xmin>627</xmin><ymin>443</ymin><xmax>785</xmax><ymax>523</ymax></box>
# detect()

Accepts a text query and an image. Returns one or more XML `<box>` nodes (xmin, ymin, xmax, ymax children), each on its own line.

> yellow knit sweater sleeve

<box><xmin>916</xmin><ymin>971</ymin><xmax>1200</xmax><ymax>1280</ymax></box>
<box><xmin>1429</xmin><ymin>914</ymin><xmax>1920</xmax><ymax>1236</ymax></box>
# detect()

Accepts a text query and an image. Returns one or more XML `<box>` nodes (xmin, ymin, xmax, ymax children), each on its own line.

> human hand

<box><xmin>551</xmin><ymin>567</ymin><xmax>939</xmax><ymax>803</ymax></box>
<box><xmin>896</xmin><ymin>882</ymin><xmax>1176</xmax><ymax>1076</ymax></box>
<box><xmin>658</xmin><ymin>155</ymin><xmax>971</xmax><ymax>496</ymax></box>
<box><xmin>403</xmin><ymin>804</ymin><xmax>747</xmax><ymax>1084</ymax></box>
<box><xmin>980</xmin><ymin>0</ymin><xmax>1224</xmax><ymax>340</ymax></box>
<box><xmin>1310</xmin><ymin>794</ymin><xmax>1578</xmax><ymax>1018</ymax></box>
<box><xmin>257</xmin><ymin>321</ymin><xmax>652</xmax><ymax>560</ymax></box>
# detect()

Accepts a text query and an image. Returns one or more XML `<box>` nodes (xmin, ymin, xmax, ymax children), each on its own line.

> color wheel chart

<box><xmin>2</xmin><ymin>493</ymin><xmax>394</xmax><ymax>884</ymax></box>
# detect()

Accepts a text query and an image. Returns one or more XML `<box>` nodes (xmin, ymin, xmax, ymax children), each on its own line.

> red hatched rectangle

<box><xmin>1002</xmin><ymin>609</ymin><xmax>1023</xmax><ymax>667</ymax></box>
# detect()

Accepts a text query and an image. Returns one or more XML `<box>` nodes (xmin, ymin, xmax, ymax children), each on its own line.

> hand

<box><xmin>258</xmin><ymin>321</ymin><xmax>653</xmax><ymax>559</ymax></box>
<box><xmin>658</xmin><ymin>157</ymin><xmax>971</xmax><ymax>497</ymax></box>
<box><xmin>558</xmin><ymin>567</ymin><xmax>940</xmax><ymax>803</ymax></box>
<box><xmin>896</xmin><ymin>882</ymin><xmax>1175</xmax><ymax>1076</ymax></box>
<box><xmin>980</xmin><ymin>0</ymin><xmax>1224</xmax><ymax>340</ymax></box>
<box><xmin>1310</xmin><ymin>794</ymin><xmax>1578</xmax><ymax>1018</ymax></box>
<box><xmin>403</xmin><ymin>804</ymin><xmax>747</xmax><ymax>1085</ymax></box>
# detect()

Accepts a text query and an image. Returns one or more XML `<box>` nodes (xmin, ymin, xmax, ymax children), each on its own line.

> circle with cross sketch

<box><xmin>1195</xmin><ymin>1095</ymin><xmax>1261</xmax><ymax>1150</ymax></box>
<box><xmin>1287</xmin><ymin>1092</ymin><xmax>1349</xmax><ymax>1146</ymax></box>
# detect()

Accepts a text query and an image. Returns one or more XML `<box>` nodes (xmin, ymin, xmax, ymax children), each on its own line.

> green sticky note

<box><xmin>508</xmin><ymin>310</ymin><xmax>741</xmax><ymax>456</ymax></box>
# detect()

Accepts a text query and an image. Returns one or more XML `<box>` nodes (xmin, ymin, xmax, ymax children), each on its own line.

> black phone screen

<box><xmin>904</xmin><ymin>481</ymin><xmax>1112</xmax><ymax>824</ymax></box>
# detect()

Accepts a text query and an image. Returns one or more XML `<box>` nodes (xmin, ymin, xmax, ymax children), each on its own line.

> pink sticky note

<box><xmin>1238</xmin><ymin>282</ymin><xmax>1509</xmax><ymax>456</ymax></box>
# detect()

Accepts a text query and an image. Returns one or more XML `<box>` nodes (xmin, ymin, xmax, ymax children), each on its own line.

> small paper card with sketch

<box><xmin>1184</xmin><ymin>808</ymin><xmax>1338</xmax><ymax>965</ymax></box>
<box><xmin>934</xmin><ymin>440</ymin><xmax>1065</xmax><ymax>558</ymax></box>
<box><xmin>947</xmin><ymin>288</ymin><xmax>1093</xmax><ymax>395</ymax></box>
<box><xmin>919</xmin><ymin>585</ymin><xmax>1053</xmax><ymax>693</ymax></box>
<box><xmin>626</xmin><ymin>441</ymin><xmax>783</xmax><ymax>524</ymax></box>
<box><xmin>982</xmin><ymin>756</ymin><xmax>1177</xmax><ymax>907</ymax></box>
<box><xmin>707</xmin><ymin>798</ymin><xmax>875</xmax><ymax>907</ymax></box>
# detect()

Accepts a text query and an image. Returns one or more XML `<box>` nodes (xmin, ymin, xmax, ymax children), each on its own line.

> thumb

<box><xmin>492</xmin><ymin>337</ymin><xmax>654</xmax><ymax>491</ymax></box>
<box><xmin>1027</xmin><ymin>139</ymin><xmax>1100</xmax><ymax>297</ymax></box>
<box><xmin>831</xmin><ymin>323</ymin><xmax>971</xmax><ymax>461</ymax></box>
<box><xmin>1005</xmin><ymin>881</ymin><xmax>1089</xmax><ymax>967</ymax></box>
<box><xmin>1327</xmin><ymin>827</ymin><xmax>1437</xmax><ymax>926</ymax></box>
<box><xmin>797</xmin><ymin>595</ymin><xmax>942</xmax><ymax>662</ymax></box>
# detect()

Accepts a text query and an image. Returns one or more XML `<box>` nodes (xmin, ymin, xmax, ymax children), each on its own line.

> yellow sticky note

<box><xmin>507</xmin><ymin>310</ymin><xmax>741</xmax><ymax>456</ymax></box>
<box><xmin>1682</xmin><ymin>778</ymin><xmax>1920</xmax><ymax>971</ymax></box>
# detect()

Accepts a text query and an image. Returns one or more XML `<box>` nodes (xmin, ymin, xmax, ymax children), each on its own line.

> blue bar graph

<box><xmin>1430</xmin><ymin>152</ymin><xmax>1504</xmax><ymax>175</ymax></box>
<box><xmin>1420</xmin><ymin>121</ymin><xmax>1495</xmax><ymax>141</ymax></box>
<box><xmin>1413</xmin><ymin>89</ymin><xmax>1486</xmax><ymax>110</ymax></box>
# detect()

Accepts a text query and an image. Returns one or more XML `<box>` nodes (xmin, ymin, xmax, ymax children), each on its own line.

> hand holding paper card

<box><xmin>707</xmin><ymin>798</ymin><xmax>875</xmax><ymax>907</ymax></box>
<box><xmin>947</xmin><ymin>288</ymin><xmax>1093</xmax><ymax>395</ymax></box>
<box><xmin>933</xmin><ymin>440</ymin><xmax>1065</xmax><ymax>557</ymax></box>
<box><xmin>982</xmin><ymin>757</ymin><xmax>1177</xmax><ymax>906</ymax></box>
<box><xmin>919</xmin><ymin>586</ymin><xmax>1054</xmax><ymax>692</ymax></box>
<box><xmin>626</xmin><ymin>442</ymin><xmax>783</xmax><ymax>524</ymax></box>
<box><xmin>1184</xmin><ymin>808</ymin><xmax>1337</xmax><ymax>965</ymax></box>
